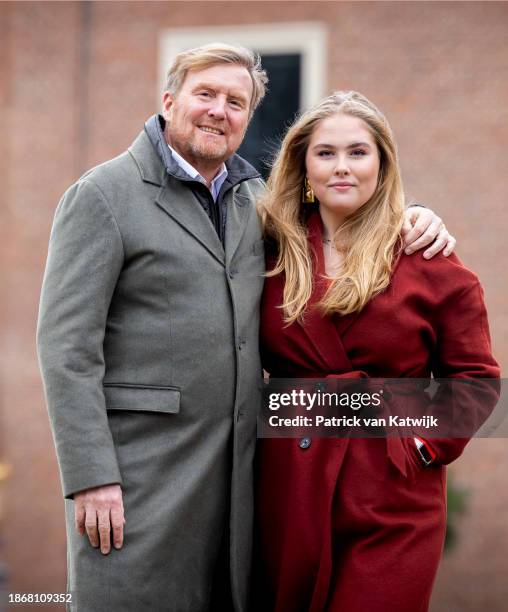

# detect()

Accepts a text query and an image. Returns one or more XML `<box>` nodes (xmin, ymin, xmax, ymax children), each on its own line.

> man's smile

<box><xmin>198</xmin><ymin>125</ymin><xmax>225</xmax><ymax>135</ymax></box>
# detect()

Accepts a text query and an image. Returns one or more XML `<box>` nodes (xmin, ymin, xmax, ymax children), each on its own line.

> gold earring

<box><xmin>302</xmin><ymin>177</ymin><xmax>315</xmax><ymax>204</ymax></box>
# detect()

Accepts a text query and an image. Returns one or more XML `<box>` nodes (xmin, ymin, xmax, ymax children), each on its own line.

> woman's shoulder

<box><xmin>395</xmin><ymin>250</ymin><xmax>482</xmax><ymax>296</ymax></box>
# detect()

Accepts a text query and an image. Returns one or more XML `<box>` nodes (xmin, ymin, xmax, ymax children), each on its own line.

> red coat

<box><xmin>255</xmin><ymin>212</ymin><xmax>500</xmax><ymax>612</ymax></box>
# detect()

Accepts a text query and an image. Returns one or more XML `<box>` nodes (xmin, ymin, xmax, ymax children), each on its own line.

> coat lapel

<box><xmin>128</xmin><ymin>130</ymin><xmax>166</xmax><ymax>187</ymax></box>
<box><xmin>155</xmin><ymin>176</ymin><xmax>225</xmax><ymax>265</ymax></box>
<box><xmin>224</xmin><ymin>188</ymin><xmax>251</xmax><ymax>265</ymax></box>
<box><xmin>129</xmin><ymin>130</ymin><xmax>225</xmax><ymax>265</ymax></box>
<box><xmin>297</xmin><ymin>211</ymin><xmax>358</xmax><ymax>373</ymax></box>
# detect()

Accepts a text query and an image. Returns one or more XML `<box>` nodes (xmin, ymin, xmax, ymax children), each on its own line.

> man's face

<box><xmin>162</xmin><ymin>63</ymin><xmax>253</xmax><ymax>170</ymax></box>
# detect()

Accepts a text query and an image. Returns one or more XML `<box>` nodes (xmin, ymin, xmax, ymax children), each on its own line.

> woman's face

<box><xmin>305</xmin><ymin>113</ymin><xmax>380</xmax><ymax>230</ymax></box>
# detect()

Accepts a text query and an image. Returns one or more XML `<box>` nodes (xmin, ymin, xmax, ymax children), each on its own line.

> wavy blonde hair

<box><xmin>259</xmin><ymin>91</ymin><xmax>405</xmax><ymax>324</ymax></box>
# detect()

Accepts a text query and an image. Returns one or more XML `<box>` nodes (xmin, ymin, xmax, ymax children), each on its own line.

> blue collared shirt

<box><xmin>166</xmin><ymin>143</ymin><xmax>228</xmax><ymax>203</ymax></box>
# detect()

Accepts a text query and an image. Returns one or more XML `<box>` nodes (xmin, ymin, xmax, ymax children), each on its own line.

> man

<box><xmin>37</xmin><ymin>43</ymin><xmax>454</xmax><ymax>611</ymax></box>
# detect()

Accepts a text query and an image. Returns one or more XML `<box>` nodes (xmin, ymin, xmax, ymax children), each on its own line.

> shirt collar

<box><xmin>166</xmin><ymin>142</ymin><xmax>228</xmax><ymax>202</ymax></box>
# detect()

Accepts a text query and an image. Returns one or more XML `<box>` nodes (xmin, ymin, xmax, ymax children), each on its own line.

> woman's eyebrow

<box><xmin>347</xmin><ymin>141</ymin><xmax>372</xmax><ymax>148</ymax></box>
<box><xmin>311</xmin><ymin>141</ymin><xmax>372</xmax><ymax>150</ymax></box>
<box><xmin>311</xmin><ymin>142</ymin><xmax>336</xmax><ymax>150</ymax></box>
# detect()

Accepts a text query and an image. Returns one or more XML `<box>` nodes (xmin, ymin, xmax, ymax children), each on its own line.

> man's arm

<box><xmin>402</xmin><ymin>206</ymin><xmax>456</xmax><ymax>259</ymax></box>
<box><xmin>37</xmin><ymin>179</ymin><xmax>125</xmax><ymax>553</ymax></box>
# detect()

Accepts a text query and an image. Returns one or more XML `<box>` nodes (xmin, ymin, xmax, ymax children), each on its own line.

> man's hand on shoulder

<box><xmin>402</xmin><ymin>206</ymin><xmax>456</xmax><ymax>259</ymax></box>
<box><xmin>74</xmin><ymin>483</ymin><xmax>125</xmax><ymax>555</ymax></box>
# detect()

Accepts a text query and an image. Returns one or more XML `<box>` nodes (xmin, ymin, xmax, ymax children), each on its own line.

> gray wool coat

<box><xmin>36</xmin><ymin>129</ymin><xmax>266</xmax><ymax>611</ymax></box>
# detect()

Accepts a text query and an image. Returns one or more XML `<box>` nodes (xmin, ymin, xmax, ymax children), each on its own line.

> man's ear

<box><xmin>162</xmin><ymin>91</ymin><xmax>175</xmax><ymax>122</ymax></box>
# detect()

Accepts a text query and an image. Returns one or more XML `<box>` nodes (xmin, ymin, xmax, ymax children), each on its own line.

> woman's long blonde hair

<box><xmin>259</xmin><ymin>91</ymin><xmax>405</xmax><ymax>324</ymax></box>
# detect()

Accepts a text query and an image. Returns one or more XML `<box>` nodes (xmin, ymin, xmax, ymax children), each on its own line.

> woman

<box><xmin>255</xmin><ymin>91</ymin><xmax>499</xmax><ymax>612</ymax></box>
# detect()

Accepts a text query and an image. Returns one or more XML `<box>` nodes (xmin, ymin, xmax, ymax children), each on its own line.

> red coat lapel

<box><xmin>297</xmin><ymin>211</ymin><xmax>359</xmax><ymax>373</ymax></box>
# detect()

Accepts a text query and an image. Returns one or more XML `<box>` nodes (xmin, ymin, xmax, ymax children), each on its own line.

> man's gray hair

<box><xmin>165</xmin><ymin>42</ymin><xmax>268</xmax><ymax>116</ymax></box>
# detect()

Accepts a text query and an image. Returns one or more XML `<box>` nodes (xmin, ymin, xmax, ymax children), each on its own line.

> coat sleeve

<box><xmin>37</xmin><ymin>179</ymin><xmax>124</xmax><ymax>498</ymax></box>
<box><xmin>421</xmin><ymin>278</ymin><xmax>500</xmax><ymax>465</ymax></box>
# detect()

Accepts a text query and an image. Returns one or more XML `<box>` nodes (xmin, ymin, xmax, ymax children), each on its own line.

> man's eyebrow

<box><xmin>229</xmin><ymin>92</ymin><xmax>249</xmax><ymax>104</ymax></box>
<box><xmin>225</xmin><ymin>90</ymin><xmax>250</xmax><ymax>105</ymax></box>
<box><xmin>191</xmin><ymin>82</ymin><xmax>215</xmax><ymax>92</ymax></box>
<box><xmin>191</xmin><ymin>83</ymin><xmax>249</xmax><ymax>104</ymax></box>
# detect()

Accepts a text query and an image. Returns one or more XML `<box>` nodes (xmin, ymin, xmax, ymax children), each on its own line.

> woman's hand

<box><xmin>402</xmin><ymin>206</ymin><xmax>456</xmax><ymax>259</ymax></box>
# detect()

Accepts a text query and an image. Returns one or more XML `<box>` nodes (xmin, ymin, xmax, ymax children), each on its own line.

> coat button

<box><xmin>299</xmin><ymin>437</ymin><xmax>312</xmax><ymax>450</ymax></box>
